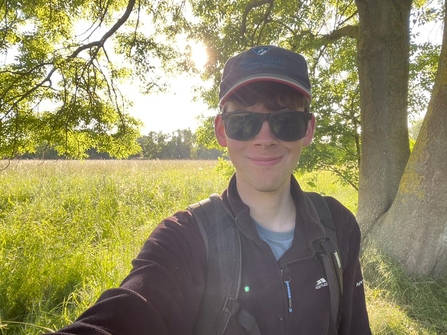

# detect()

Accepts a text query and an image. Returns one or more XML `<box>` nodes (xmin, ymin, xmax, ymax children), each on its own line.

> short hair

<box><xmin>221</xmin><ymin>82</ymin><xmax>311</xmax><ymax>113</ymax></box>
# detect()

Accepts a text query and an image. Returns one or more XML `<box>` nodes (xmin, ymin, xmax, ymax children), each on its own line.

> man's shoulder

<box><xmin>321</xmin><ymin>195</ymin><xmax>357</xmax><ymax>222</ymax></box>
<box><xmin>321</xmin><ymin>195</ymin><xmax>362</xmax><ymax>257</ymax></box>
<box><xmin>149</xmin><ymin>209</ymin><xmax>205</xmax><ymax>244</ymax></box>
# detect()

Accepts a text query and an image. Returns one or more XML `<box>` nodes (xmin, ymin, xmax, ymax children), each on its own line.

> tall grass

<box><xmin>362</xmin><ymin>246</ymin><xmax>447</xmax><ymax>334</ymax></box>
<box><xmin>0</xmin><ymin>160</ymin><xmax>227</xmax><ymax>334</ymax></box>
<box><xmin>0</xmin><ymin>160</ymin><xmax>446</xmax><ymax>334</ymax></box>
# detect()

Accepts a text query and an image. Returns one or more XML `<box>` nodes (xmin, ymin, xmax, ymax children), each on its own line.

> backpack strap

<box><xmin>189</xmin><ymin>195</ymin><xmax>261</xmax><ymax>335</ymax></box>
<box><xmin>305</xmin><ymin>192</ymin><xmax>343</xmax><ymax>329</ymax></box>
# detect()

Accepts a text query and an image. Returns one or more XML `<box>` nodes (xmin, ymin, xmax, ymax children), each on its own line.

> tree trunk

<box><xmin>355</xmin><ymin>0</ymin><xmax>413</xmax><ymax>234</ymax></box>
<box><xmin>368</xmin><ymin>0</ymin><xmax>447</xmax><ymax>276</ymax></box>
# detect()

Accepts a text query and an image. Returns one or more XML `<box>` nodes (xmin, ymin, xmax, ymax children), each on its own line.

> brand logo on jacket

<box><xmin>315</xmin><ymin>278</ymin><xmax>328</xmax><ymax>290</ymax></box>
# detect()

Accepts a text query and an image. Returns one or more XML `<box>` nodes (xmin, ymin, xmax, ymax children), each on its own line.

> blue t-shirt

<box><xmin>254</xmin><ymin>220</ymin><xmax>295</xmax><ymax>260</ymax></box>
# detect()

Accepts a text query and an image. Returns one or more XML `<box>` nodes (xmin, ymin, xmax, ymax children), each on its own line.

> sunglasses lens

<box><xmin>224</xmin><ymin>112</ymin><xmax>262</xmax><ymax>140</ymax></box>
<box><xmin>270</xmin><ymin>112</ymin><xmax>309</xmax><ymax>141</ymax></box>
<box><xmin>223</xmin><ymin>111</ymin><xmax>311</xmax><ymax>141</ymax></box>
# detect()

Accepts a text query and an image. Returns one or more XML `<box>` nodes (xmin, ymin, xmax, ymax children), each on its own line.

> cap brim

<box><xmin>219</xmin><ymin>74</ymin><xmax>312</xmax><ymax>106</ymax></box>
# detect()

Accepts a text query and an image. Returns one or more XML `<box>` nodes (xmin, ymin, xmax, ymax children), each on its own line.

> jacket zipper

<box><xmin>281</xmin><ymin>269</ymin><xmax>293</xmax><ymax>313</ymax></box>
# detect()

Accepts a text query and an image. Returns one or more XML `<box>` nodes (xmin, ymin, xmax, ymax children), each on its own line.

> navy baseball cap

<box><xmin>219</xmin><ymin>45</ymin><xmax>312</xmax><ymax>106</ymax></box>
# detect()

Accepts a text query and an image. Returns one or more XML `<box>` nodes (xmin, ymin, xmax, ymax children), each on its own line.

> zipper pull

<box><xmin>283</xmin><ymin>278</ymin><xmax>293</xmax><ymax>313</ymax></box>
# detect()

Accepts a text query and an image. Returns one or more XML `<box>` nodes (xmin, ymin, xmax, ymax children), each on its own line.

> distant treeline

<box><xmin>19</xmin><ymin>129</ymin><xmax>224</xmax><ymax>160</ymax></box>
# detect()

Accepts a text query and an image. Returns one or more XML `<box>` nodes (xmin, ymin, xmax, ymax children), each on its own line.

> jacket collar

<box><xmin>221</xmin><ymin>174</ymin><xmax>327</xmax><ymax>257</ymax></box>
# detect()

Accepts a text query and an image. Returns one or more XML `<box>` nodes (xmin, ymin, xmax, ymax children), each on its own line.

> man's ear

<box><xmin>302</xmin><ymin>114</ymin><xmax>316</xmax><ymax>147</ymax></box>
<box><xmin>214</xmin><ymin>114</ymin><xmax>228</xmax><ymax>147</ymax></box>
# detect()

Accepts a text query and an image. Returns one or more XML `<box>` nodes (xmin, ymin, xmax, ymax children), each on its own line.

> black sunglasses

<box><xmin>221</xmin><ymin>110</ymin><xmax>312</xmax><ymax>141</ymax></box>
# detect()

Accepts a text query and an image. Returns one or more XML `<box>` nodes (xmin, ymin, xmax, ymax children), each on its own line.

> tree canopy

<box><xmin>0</xmin><ymin>0</ymin><xmax>196</xmax><ymax>158</ymax></box>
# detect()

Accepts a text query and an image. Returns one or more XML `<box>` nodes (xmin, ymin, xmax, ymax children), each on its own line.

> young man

<box><xmin>45</xmin><ymin>46</ymin><xmax>371</xmax><ymax>334</ymax></box>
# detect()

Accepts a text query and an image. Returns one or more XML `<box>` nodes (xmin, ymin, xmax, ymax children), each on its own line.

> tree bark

<box><xmin>368</xmin><ymin>0</ymin><xmax>447</xmax><ymax>276</ymax></box>
<box><xmin>355</xmin><ymin>0</ymin><xmax>413</xmax><ymax>234</ymax></box>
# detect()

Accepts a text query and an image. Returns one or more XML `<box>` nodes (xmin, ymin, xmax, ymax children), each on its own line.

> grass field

<box><xmin>0</xmin><ymin>160</ymin><xmax>446</xmax><ymax>334</ymax></box>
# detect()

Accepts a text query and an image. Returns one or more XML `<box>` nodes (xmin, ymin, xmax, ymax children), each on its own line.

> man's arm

<box><xmin>44</xmin><ymin>210</ymin><xmax>207</xmax><ymax>335</ymax></box>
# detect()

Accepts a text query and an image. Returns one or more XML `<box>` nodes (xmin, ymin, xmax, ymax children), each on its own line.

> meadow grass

<box><xmin>0</xmin><ymin>160</ymin><xmax>446</xmax><ymax>334</ymax></box>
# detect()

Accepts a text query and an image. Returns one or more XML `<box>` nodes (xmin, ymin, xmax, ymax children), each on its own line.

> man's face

<box><xmin>215</xmin><ymin>100</ymin><xmax>315</xmax><ymax>195</ymax></box>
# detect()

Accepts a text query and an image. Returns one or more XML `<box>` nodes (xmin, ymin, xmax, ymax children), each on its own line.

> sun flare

<box><xmin>190</xmin><ymin>42</ymin><xmax>208</xmax><ymax>70</ymax></box>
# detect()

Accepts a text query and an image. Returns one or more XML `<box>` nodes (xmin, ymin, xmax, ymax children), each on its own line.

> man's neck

<box><xmin>236</xmin><ymin>177</ymin><xmax>296</xmax><ymax>233</ymax></box>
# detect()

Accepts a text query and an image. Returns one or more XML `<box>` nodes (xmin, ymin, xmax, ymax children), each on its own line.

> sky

<box><xmin>126</xmin><ymin>73</ymin><xmax>216</xmax><ymax>135</ymax></box>
<box><xmin>123</xmin><ymin>42</ymin><xmax>217</xmax><ymax>135</ymax></box>
<box><xmin>68</xmin><ymin>19</ymin><xmax>216</xmax><ymax>136</ymax></box>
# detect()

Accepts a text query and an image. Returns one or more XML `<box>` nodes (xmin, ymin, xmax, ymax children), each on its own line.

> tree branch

<box><xmin>240</xmin><ymin>0</ymin><xmax>274</xmax><ymax>37</ymax></box>
<box><xmin>70</xmin><ymin>0</ymin><xmax>136</xmax><ymax>59</ymax></box>
<box><xmin>327</xmin><ymin>166</ymin><xmax>359</xmax><ymax>190</ymax></box>
<box><xmin>254</xmin><ymin>2</ymin><xmax>274</xmax><ymax>45</ymax></box>
<box><xmin>335</xmin><ymin>0</ymin><xmax>357</xmax><ymax>27</ymax></box>
<box><xmin>322</xmin><ymin>24</ymin><xmax>359</xmax><ymax>41</ymax></box>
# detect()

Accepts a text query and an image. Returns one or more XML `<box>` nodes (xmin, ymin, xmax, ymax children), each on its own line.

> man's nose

<box><xmin>253</xmin><ymin>120</ymin><xmax>278</xmax><ymax>145</ymax></box>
